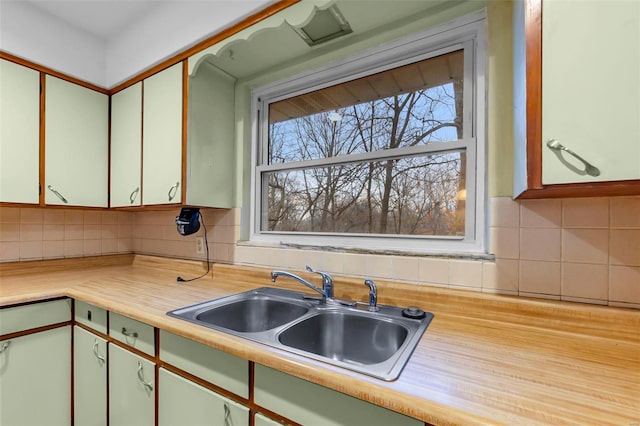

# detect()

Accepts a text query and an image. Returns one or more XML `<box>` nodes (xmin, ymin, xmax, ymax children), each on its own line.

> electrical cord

<box><xmin>176</xmin><ymin>214</ymin><xmax>210</xmax><ymax>283</ymax></box>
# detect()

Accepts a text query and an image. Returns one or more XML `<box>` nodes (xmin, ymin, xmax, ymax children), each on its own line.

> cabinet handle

<box><xmin>0</xmin><ymin>341</ymin><xmax>10</xmax><ymax>354</ymax></box>
<box><xmin>47</xmin><ymin>185</ymin><xmax>69</xmax><ymax>203</ymax></box>
<box><xmin>546</xmin><ymin>139</ymin><xmax>601</xmax><ymax>177</ymax></box>
<box><xmin>167</xmin><ymin>182</ymin><xmax>180</xmax><ymax>201</ymax></box>
<box><xmin>137</xmin><ymin>361</ymin><xmax>153</xmax><ymax>392</ymax></box>
<box><xmin>121</xmin><ymin>327</ymin><xmax>138</xmax><ymax>338</ymax></box>
<box><xmin>129</xmin><ymin>187</ymin><xmax>140</xmax><ymax>204</ymax></box>
<box><xmin>92</xmin><ymin>339</ymin><xmax>106</xmax><ymax>365</ymax></box>
<box><xmin>223</xmin><ymin>402</ymin><xmax>233</xmax><ymax>426</ymax></box>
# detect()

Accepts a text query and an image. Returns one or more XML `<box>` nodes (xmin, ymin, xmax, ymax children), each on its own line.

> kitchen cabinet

<box><xmin>255</xmin><ymin>413</ymin><xmax>286</xmax><ymax>426</ymax></box>
<box><xmin>111</xmin><ymin>82</ymin><xmax>143</xmax><ymax>207</ymax></box>
<box><xmin>142</xmin><ymin>62</ymin><xmax>184</xmax><ymax>205</ymax></box>
<box><xmin>0</xmin><ymin>58</ymin><xmax>40</xmax><ymax>204</ymax></box>
<box><xmin>186</xmin><ymin>60</ymin><xmax>237</xmax><ymax>207</ymax></box>
<box><xmin>0</xmin><ymin>299</ymin><xmax>71</xmax><ymax>426</ymax></box>
<box><xmin>254</xmin><ymin>364</ymin><xmax>422</xmax><ymax>426</ymax></box>
<box><xmin>74</xmin><ymin>326</ymin><xmax>107</xmax><ymax>426</ymax></box>
<box><xmin>109</xmin><ymin>343</ymin><xmax>156</xmax><ymax>426</ymax></box>
<box><xmin>159</xmin><ymin>329</ymin><xmax>248</xmax><ymax>398</ymax></box>
<box><xmin>45</xmin><ymin>75</ymin><xmax>109</xmax><ymax>206</ymax></box>
<box><xmin>515</xmin><ymin>0</ymin><xmax>640</xmax><ymax>198</ymax></box>
<box><xmin>109</xmin><ymin>311</ymin><xmax>155</xmax><ymax>356</ymax></box>
<box><xmin>159</xmin><ymin>368</ymin><xmax>249</xmax><ymax>426</ymax></box>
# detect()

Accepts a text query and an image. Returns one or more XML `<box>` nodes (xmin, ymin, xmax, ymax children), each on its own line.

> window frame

<box><xmin>250</xmin><ymin>12</ymin><xmax>486</xmax><ymax>254</ymax></box>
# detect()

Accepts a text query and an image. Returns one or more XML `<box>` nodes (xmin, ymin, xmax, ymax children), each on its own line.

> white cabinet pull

<box><xmin>546</xmin><ymin>139</ymin><xmax>601</xmax><ymax>177</ymax></box>
<box><xmin>167</xmin><ymin>181</ymin><xmax>179</xmax><ymax>201</ymax></box>
<box><xmin>129</xmin><ymin>187</ymin><xmax>140</xmax><ymax>204</ymax></box>
<box><xmin>92</xmin><ymin>339</ymin><xmax>105</xmax><ymax>365</ymax></box>
<box><xmin>136</xmin><ymin>361</ymin><xmax>153</xmax><ymax>392</ymax></box>
<box><xmin>121</xmin><ymin>327</ymin><xmax>138</xmax><ymax>338</ymax></box>
<box><xmin>223</xmin><ymin>402</ymin><xmax>233</xmax><ymax>426</ymax></box>
<box><xmin>0</xmin><ymin>341</ymin><xmax>10</xmax><ymax>354</ymax></box>
<box><xmin>47</xmin><ymin>185</ymin><xmax>69</xmax><ymax>203</ymax></box>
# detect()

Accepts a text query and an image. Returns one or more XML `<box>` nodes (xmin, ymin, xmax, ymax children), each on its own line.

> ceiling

<box><xmin>21</xmin><ymin>0</ymin><xmax>278</xmax><ymax>43</ymax></box>
<box><xmin>23</xmin><ymin>0</ymin><xmax>164</xmax><ymax>41</ymax></box>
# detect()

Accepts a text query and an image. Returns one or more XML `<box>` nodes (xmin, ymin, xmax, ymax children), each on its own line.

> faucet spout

<box><xmin>271</xmin><ymin>270</ymin><xmax>327</xmax><ymax>298</ymax></box>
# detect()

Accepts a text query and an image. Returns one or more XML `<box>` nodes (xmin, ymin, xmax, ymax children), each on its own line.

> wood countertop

<box><xmin>1</xmin><ymin>255</ymin><xmax>638</xmax><ymax>426</ymax></box>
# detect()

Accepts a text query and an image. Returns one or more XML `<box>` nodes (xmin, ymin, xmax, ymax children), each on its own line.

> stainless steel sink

<box><xmin>167</xmin><ymin>287</ymin><xmax>433</xmax><ymax>381</ymax></box>
<box><xmin>167</xmin><ymin>287</ymin><xmax>310</xmax><ymax>333</ymax></box>
<box><xmin>278</xmin><ymin>311</ymin><xmax>409</xmax><ymax>365</ymax></box>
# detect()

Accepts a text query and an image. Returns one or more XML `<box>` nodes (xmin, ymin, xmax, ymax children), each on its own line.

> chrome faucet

<box><xmin>364</xmin><ymin>279</ymin><xmax>379</xmax><ymax>312</ymax></box>
<box><xmin>271</xmin><ymin>265</ymin><xmax>334</xmax><ymax>299</ymax></box>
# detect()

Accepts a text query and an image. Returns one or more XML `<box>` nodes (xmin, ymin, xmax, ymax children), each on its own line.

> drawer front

<box><xmin>109</xmin><ymin>312</ymin><xmax>154</xmax><ymax>356</ymax></box>
<box><xmin>159</xmin><ymin>330</ymin><xmax>248</xmax><ymax>398</ymax></box>
<box><xmin>159</xmin><ymin>368</ymin><xmax>249</xmax><ymax>426</ymax></box>
<box><xmin>254</xmin><ymin>365</ymin><xmax>422</xmax><ymax>426</ymax></box>
<box><xmin>0</xmin><ymin>299</ymin><xmax>71</xmax><ymax>335</ymax></box>
<box><xmin>255</xmin><ymin>413</ymin><xmax>285</xmax><ymax>426</ymax></box>
<box><xmin>75</xmin><ymin>300</ymin><xmax>108</xmax><ymax>334</ymax></box>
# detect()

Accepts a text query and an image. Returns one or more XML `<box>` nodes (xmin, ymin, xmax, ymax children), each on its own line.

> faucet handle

<box><xmin>305</xmin><ymin>265</ymin><xmax>333</xmax><ymax>298</ymax></box>
<box><xmin>305</xmin><ymin>265</ymin><xmax>332</xmax><ymax>282</ymax></box>
<box><xmin>364</xmin><ymin>279</ymin><xmax>379</xmax><ymax>312</ymax></box>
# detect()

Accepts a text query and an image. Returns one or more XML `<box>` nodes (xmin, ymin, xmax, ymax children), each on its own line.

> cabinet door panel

<box><xmin>45</xmin><ymin>75</ymin><xmax>108</xmax><ymax>206</ymax></box>
<box><xmin>143</xmin><ymin>63</ymin><xmax>183</xmax><ymax>205</ymax></box>
<box><xmin>542</xmin><ymin>0</ymin><xmax>640</xmax><ymax>184</ymax></box>
<box><xmin>254</xmin><ymin>364</ymin><xmax>421</xmax><ymax>426</ymax></box>
<box><xmin>159</xmin><ymin>330</ymin><xmax>249</xmax><ymax>398</ymax></box>
<box><xmin>159</xmin><ymin>368</ymin><xmax>249</xmax><ymax>426</ymax></box>
<box><xmin>111</xmin><ymin>82</ymin><xmax>142</xmax><ymax>207</ymax></box>
<box><xmin>74</xmin><ymin>326</ymin><xmax>107</xmax><ymax>426</ymax></box>
<box><xmin>109</xmin><ymin>343</ymin><xmax>155</xmax><ymax>426</ymax></box>
<box><xmin>0</xmin><ymin>59</ymin><xmax>40</xmax><ymax>204</ymax></box>
<box><xmin>0</xmin><ymin>326</ymin><xmax>71</xmax><ymax>426</ymax></box>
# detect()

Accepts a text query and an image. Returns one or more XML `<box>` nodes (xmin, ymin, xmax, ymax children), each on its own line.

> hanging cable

<box><xmin>176</xmin><ymin>214</ymin><xmax>210</xmax><ymax>283</ymax></box>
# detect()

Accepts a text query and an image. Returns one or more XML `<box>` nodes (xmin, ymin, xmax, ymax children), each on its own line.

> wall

<box><xmin>1</xmin><ymin>1</ymin><xmax>637</xmax><ymax>309</ymax></box>
<box><xmin>0</xmin><ymin>207</ymin><xmax>133</xmax><ymax>260</ymax></box>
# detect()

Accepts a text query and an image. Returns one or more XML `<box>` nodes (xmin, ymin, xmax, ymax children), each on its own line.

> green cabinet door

<box><xmin>109</xmin><ymin>343</ymin><xmax>155</xmax><ymax>426</ymax></box>
<box><xmin>45</xmin><ymin>75</ymin><xmax>109</xmax><ymax>207</ymax></box>
<box><xmin>0</xmin><ymin>59</ymin><xmax>40</xmax><ymax>204</ymax></box>
<box><xmin>0</xmin><ymin>326</ymin><xmax>71</xmax><ymax>426</ymax></box>
<box><xmin>74</xmin><ymin>326</ymin><xmax>107</xmax><ymax>426</ymax></box>
<box><xmin>159</xmin><ymin>368</ymin><xmax>249</xmax><ymax>426</ymax></box>
<box><xmin>142</xmin><ymin>63</ymin><xmax>183</xmax><ymax>205</ymax></box>
<box><xmin>110</xmin><ymin>82</ymin><xmax>143</xmax><ymax>207</ymax></box>
<box><xmin>254</xmin><ymin>364</ymin><xmax>422</xmax><ymax>426</ymax></box>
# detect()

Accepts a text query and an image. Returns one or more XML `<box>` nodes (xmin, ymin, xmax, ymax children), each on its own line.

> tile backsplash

<box><xmin>0</xmin><ymin>207</ymin><xmax>134</xmax><ymax>260</ymax></box>
<box><xmin>1</xmin><ymin>196</ymin><xmax>638</xmax><ymax>308</ymax></box>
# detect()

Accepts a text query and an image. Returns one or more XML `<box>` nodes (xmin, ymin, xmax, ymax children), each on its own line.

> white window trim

<box><xmin>249</xmin><ymin>11</ymin><xmax>486</xmax><ymax>255</ymax></box>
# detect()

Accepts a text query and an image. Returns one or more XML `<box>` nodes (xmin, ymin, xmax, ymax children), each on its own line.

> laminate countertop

<box><xmin>1</xmin><ymin>254</ymin><xmax>638</xmax><ymax>426</ymax></box>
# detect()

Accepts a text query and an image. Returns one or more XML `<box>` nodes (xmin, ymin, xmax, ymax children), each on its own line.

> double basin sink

<box><xmin>167</xmin><ymin>287</ymin><xmax>433</xmax><ymax>380</ymax></box>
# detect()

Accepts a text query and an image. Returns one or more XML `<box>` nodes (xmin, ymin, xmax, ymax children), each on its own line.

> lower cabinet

<box><xmin>74</xmin><ymin>326</ymin><xmax>108</xmax><ymax>426</ymax></box>
<box><xmin>254</xmin><ymin>364</ymin><xmax>422</xmax><ymax>426</ymax></box>
<box><xmin>255</xmin><ymin>413</ymin><xmax>286</xmax><ymax>426</ymax></box>
<box><xmin>159</xmin><ymin>368</ymin><xmax>249</xmax><ymax>426</ymax></box>
<box><xmin>0</xmin><ymin>326</ymin><xmax>71</xmax><ymax>426</ymax></box>
<box><xmin>109</xmin><ymin>343</ymin><xmax>156</xmax><ymax>426</ymax></box>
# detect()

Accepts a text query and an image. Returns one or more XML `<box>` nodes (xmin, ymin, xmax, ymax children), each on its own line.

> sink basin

<box><xmin>167</xmin><ymin>287</ymin><xmax>433</xmax><ymax>381</ymax></box>
<box><xmin>167</xmin><ymin>287</ymin><xmax>310</xmax><ymax>333</ymax></box>
<box><xmin>279</xmin><ymin>312</ymin><xmax>408</xmax><ymax>365</ymax></box>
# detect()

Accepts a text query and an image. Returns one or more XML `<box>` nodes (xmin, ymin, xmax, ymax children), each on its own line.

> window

<box><xmin>251</xmin><ymin>15</ymin><xmax>486</xmax><ymax>254</ymax></box>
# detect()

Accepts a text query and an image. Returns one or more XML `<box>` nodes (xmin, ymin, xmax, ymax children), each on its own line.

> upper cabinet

<box><xmin>514</xmin><ymin>0</ymin><xmax>640</xmax><ymax>198</ymax></box>
<box><xmin>142</xmin><ymin>63</ymin><xmax>184</xmax><ymax>205</ymax></box>
<box><xmin>0</xmin><ymin>59</ymin><xmax>40</xmax><ymax>204</ymax></box>
<box><xmin>111</xmin><ymin>82</ymin><xmax>142</xmax><ymax>207</ymax></box>
<box><xmin>186</xmin><ymin>61</ymin><xmax>236</xmax><ymax>208</ymax></box>
<box><xmin>45</xmin><ymin>75</ymin><xmax>109</xmax><ymax>206</ymax></box>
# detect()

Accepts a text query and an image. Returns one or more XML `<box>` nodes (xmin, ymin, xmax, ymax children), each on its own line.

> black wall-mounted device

<box><xmin>175</xmin><ymin>208</ymin><xmax>201</xmax><ymax>236</ymax></box>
